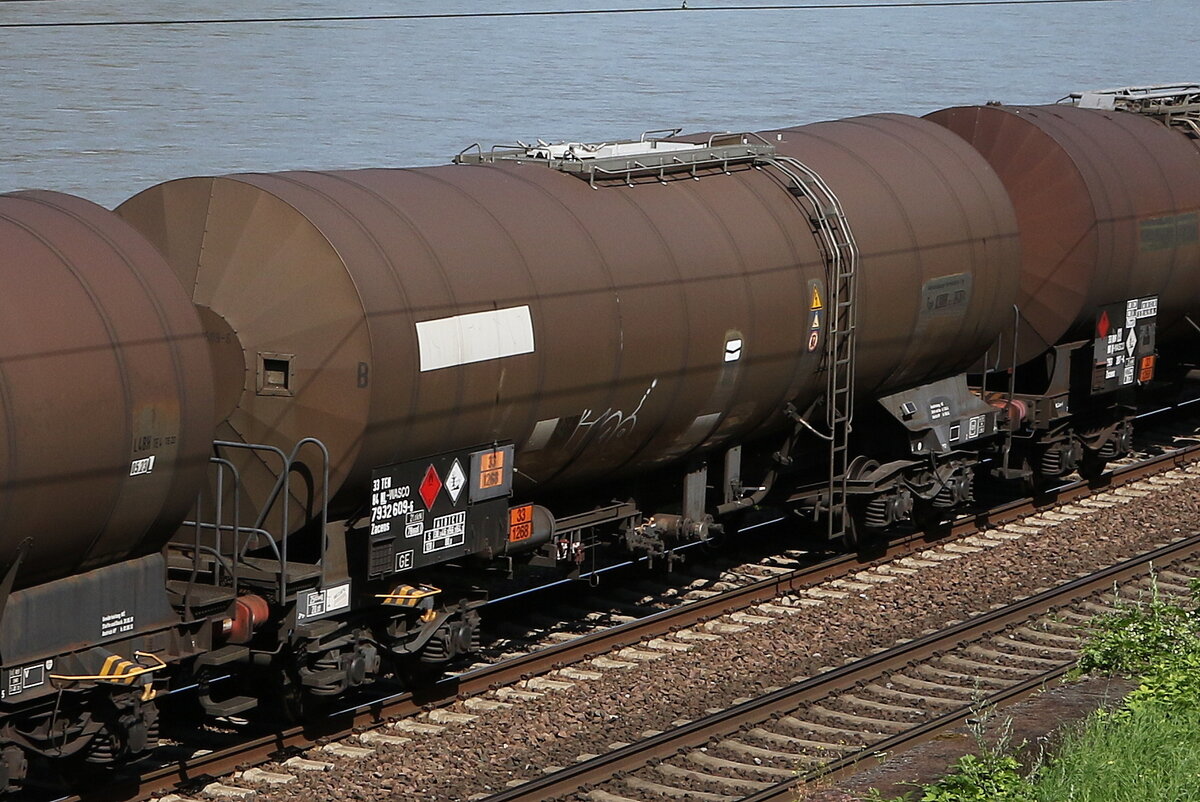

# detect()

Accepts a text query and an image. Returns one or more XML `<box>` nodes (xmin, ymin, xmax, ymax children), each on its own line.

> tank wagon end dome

<box><xmin>117</xmin><ymin>175</ymin><xmax>373</xmax><ymax>517</ymax></box>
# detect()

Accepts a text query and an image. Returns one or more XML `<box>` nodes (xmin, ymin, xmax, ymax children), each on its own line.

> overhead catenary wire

<box><xmin>0</xmin><ymin>0</ymin><xmax>1129</xmax><ymax>29</ymax></box>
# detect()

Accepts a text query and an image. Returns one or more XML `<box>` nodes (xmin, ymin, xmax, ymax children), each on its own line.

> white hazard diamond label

<box><xmin>445</xmin><ymin>459</ymin><xmax>466</xmax><ymax>504</ymax></box>
<box><xmin>1125</xmin><ymin>328</ymin><xmax>1137</xmax><ymax>356</ymax></box>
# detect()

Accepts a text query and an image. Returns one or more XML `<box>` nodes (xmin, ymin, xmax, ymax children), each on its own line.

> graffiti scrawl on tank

<box><xmin>566</xmin><ymin>379</ymin><xmax>658</xmax><ymax>450</ymax></box>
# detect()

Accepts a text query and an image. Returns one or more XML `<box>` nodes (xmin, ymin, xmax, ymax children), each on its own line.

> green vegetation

<box><xmin>863</xmin><ymin>752</ymin><xmax>1035</xmax><ymax>802</ymax></box>
<box><xmin>1034</xmin><ymin>705</ymin><xmax>1200</xmax><ymax>801</ymax></box>
<box><xmin>1076</xmin><ymin>577</ymin><xmax>1200</xmax><ymax>675</ymax></box>
<box><xmin>864</xmin><ymin>574</ymin><xmax>1200</xmax><ymax>802</ymax></box>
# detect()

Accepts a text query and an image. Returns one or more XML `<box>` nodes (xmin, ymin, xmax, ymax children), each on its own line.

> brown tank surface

<box><xmin>0</xmin><ymin>191</ymin><xmax>214</xmax><ymax>590</ymax></box>
<box><xmin>117</xmin><ymin>113</ymin><xmax>1019</xmax><ymax>518</ymax></box>
<box><xmin>926</xmin><ymin>103</ymin><xmax>1200</xmax><ymax>363</ymax></box>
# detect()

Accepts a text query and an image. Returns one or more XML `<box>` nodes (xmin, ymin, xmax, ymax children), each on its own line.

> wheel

<box><xmin>1079</xmin><ymin>451</ymin><xmax>1108</xmax><ymax>481</ymax></box>
<box><xmin>911</xmin><ymin>501</ymin><xmax>947</xmax><ymax>533</ymax></box>
<box><xmin>847</xmin><ymin>503</ymin><xmax>888</xmax><ymax>558</ymax></box>
<box><xmin>258</xmin><ymin>666</ymin><xmax>308</xmax><ymax>724</ymax></box>
<box><xmin>836</xmin><ymin>457</ymin><xmax>881</xmax><ymax>551</ymax></box>
<box><xmin>1021</xmin><ymin>451</ymin><xmax>1053</xmax><ymax>495</ymax></box>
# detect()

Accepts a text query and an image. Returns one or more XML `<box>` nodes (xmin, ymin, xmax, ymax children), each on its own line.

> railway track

<box><xmin>482</xmin><ymin>534</ymin><xmax>1200</xmax><ymax>802</ymax></box>
<box><xmin>71</xmin><ymin>429</ymin><xmax>1200</xmax><ymax>802</ymax></box>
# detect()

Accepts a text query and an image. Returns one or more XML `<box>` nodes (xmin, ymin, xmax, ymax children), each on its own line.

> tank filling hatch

<box><xmin>455</xmin><ymin>129</ymin><xmax>777</xmax><ymax>187</ymax></box>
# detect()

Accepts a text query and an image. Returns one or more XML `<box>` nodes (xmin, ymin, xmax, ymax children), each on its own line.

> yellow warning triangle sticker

<box><xmin>810</xmin><ymin>285</ymin><xmax>823</xmax><ymax>310</ymax></box>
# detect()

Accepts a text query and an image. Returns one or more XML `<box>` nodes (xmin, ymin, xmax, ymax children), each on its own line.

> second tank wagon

<box><xmin>926</xmin><ymin>101</ymin><xmax>1200</xmax><ymax>361</ymax></box>
<box><xmin>116</xmin><ymin>114</ymin><xmax>1021</xmax><ymax>523</ymax></box>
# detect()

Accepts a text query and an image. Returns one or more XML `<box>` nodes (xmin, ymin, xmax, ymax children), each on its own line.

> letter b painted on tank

<box><xmin>357</xmin><ymin>362</ymin><xmax>370</xmax><ymax>388</ymax></box>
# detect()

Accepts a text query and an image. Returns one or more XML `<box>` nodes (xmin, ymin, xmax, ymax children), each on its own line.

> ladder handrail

<box><xmin>756</xmin><ymin>154</ymin><xmax>861</xmax><ymax>541</ymax></box>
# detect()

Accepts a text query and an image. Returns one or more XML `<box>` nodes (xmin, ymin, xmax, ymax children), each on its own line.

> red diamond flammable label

<box><xmin>1097</xmin><ymin>309</ymin><xmax>1111</xmax><ymax>340</ymax></box>
<box><xmin>419</xmin><ymin>464</ymin><xmax>442</xmax><ymax>509</ymax></box>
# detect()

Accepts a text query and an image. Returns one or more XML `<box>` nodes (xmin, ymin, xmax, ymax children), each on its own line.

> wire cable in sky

<box><xmin>0</xmin><ymin>0</ymin><xmax>1129</xmax><ymax>30</ymax></box>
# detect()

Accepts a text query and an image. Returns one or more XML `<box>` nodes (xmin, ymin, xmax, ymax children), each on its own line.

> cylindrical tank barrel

<box><xmin>0</xmin><ymin>191</ymin><xmax>214</xmax><ymax>590</ymax></box>
<box><xmin>117</xmin><ymin>113</ymin><xmax>1019</xmax><ymax>519</ymax></box>
<box><xmin>926</xmin><ymin>103</ymin><xmax>1200</xmax><ymax>363</ymax></box>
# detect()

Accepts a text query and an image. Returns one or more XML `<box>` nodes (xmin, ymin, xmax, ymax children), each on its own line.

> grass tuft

<box><xmin>1035</xmin><ymin>705</ymin><xmax>1200</xmax><ymax>802</ymax></box>
<box><xmin>1076</xmin><ymin>574</ymin><xmax>1200</xmax><ymax>675</ymax></box>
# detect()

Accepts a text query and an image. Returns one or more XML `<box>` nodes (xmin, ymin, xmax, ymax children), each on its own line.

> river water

<box><xmin>0</xmin><ymin>0</ymin><xmax>1192</xmax><ymax>207</ymax></box>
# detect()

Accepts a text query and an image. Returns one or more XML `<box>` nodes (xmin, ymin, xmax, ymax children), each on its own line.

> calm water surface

<box><xmin>0</xmin><ymin>0</ymin><xmax>1191</xmax><ymax>206</ymax></box>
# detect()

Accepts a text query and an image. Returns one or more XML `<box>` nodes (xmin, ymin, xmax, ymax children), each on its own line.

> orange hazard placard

<box><xmin>479</xmin><ymin>449</ymin><xmax>505</xmax><ymax>490</ymax></box>
<box><xmin>1139</xmin><ymin>355</ymin><xmax>1156</xmax><ymax>383</ymax></box>
<box><xmin>508</xmin><ymin>504</ymin><xmax>533</xmax><ymax>542</ymax></box>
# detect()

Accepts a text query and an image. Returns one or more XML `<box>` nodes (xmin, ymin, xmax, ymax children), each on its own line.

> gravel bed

<box><xmin>238</xmin><ymin>466</ymin><xmax>1200</xmax><ymax>801</ymax></box>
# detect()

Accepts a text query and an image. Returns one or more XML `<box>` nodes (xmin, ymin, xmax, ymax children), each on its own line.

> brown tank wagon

<box><xmin>926</xmin><ymin>102</ymin><xmax>1200</xmax><ymax>364</ymax></box>
<box><xmin>925</xmin><ymin>99</ymin><xmax>1200</xmax><ymax>481</ymax></box>
<box><xmin>0</xmin><ymin>191</ymin><xmax>214</xmax><ymax>591</ymax></box>
<box><xmin>117</xmin><ymin>114</ymin><xmax>1020</xmax><ymax>520</ymax></box>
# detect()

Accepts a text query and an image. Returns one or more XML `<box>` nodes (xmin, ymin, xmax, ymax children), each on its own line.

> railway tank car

<box><xmin>928</xmin><ymin>101</ymin><xmax>1200</xmax><ymax>363</ymax></box>
<box><xmin>110</xmin><ymin>112</ymin><xmax>1024</xmax><ymax>715</ymax></box>
<box><xmin>927</xmin><ymin>90</ymin><xmax>1200</xmax><ymax>482</ymax></box>
<box><xmin>0</xmin><ymin>191</ymin><xmax>214</xmax><ymax>787</ymax></box>
<box><xmin>117</xmin><ymin>113</ymin><xmax>1020</xmax><ymax>522</ymax></box>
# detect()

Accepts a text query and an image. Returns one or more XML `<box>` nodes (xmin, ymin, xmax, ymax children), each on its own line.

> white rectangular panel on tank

<box><xmin>416</xmin><ymin>305</ymin><xmax>536</xmax><ymax>371</ymax></box>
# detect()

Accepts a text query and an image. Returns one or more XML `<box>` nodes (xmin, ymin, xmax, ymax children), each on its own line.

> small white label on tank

<box><xmin>416</xmin><ymin>305</ymin><xmax>535</xmax><ymax>371</ymax></box>
<box><xmin>129</xmin><ymin>455</ymin><xmax>155</xmax><ymax>476</ymax></box>
<box><xmin>724</xmin><ymin>338</ymin><xmax>743</xmax><ymax>362</ymax></box>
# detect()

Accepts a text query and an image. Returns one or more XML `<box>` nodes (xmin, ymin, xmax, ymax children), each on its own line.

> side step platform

<box><xmin>166</xmin><ymin>580</ymin><xmax>237</xmax><ymax>618</ymax></box>
<box><xmin>238</xmin><ymin>556</ymin><xmax>323</xmax><ymax>594</ymax></box>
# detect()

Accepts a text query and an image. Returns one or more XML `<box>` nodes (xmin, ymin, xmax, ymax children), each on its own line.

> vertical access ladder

<box><xmin>757</xmin><ymin>154</ymin><xmax>861</xmax><ymax>541</ymax></box>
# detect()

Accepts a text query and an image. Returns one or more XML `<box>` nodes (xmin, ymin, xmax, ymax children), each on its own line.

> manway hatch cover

<box><xmin>455</xmin><ymin>129</ymin><xmax>777</xmax><ymax>186</ymax></box>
